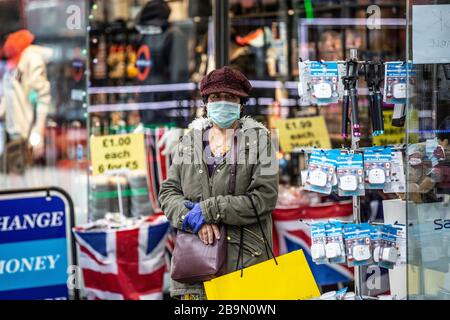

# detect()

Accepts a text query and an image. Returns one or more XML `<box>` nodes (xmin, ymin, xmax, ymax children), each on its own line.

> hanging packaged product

<box><xmin>309</xmin><ymin>61</ymin><xmax>341</xmax><ymax>105</ymax></box>
<box><xmin>371</xmin><ymin>225</ymin><xmax>383</xmax><ymax>263</ymax></box>
<box><xmin>336</xmin><ymin>152</ymin><xmax>365</xmax><ymax>197</ymax></box>
<box><xmin>343</xmin><ymin>223</ymin><xmax>373</xmax><ymax>267</ymax></box>
<box><xmin>383</xmin><ymin>151</ymin><xmax>406</xmax><ymax>193</ymax></box>
<box><xmin>298</xmin><ymin>60</ymin><xmax>312</xmax><ymax>106</ymax></box>
<box><xmin>298</xmin><ymin>60</ymin><xmax>343</xmax><ymax>106</ymax></box>
<box><xmin>324</xmin><ymin>221</ymin><xmax>346</xmax><ymax>264</ymax></box>
<box><xmin>328</xmin><ymin>149</ymin><xmax>340</xmax><ymax>193</ymax></box>
<box><xmin>304</xmin><ymin>150</ymin><xmax>336</xmax><ymax>195</ymax></box>
<box><xmin>311</xmin><ymin>222</ymin><xmax>328</xmax><ymax>264</ymax></box>
<box><xmin>378</xmin><ymin>224</ymin><xmax>399</xmax><ymax>269</ymax></box>
<box><xmin>363</xmin><ymin>146</ymin><xmax>393</xmax><ymax>190</ymax></box>
<box><xmin>394</xmin><ymin>224</ymin><xmax>406</xmax><ymax>267</ymax></box>
<box><xmin>383</xmin><ymin>61</ymin><xmax>416</xmax><ymax>104</ymax></box>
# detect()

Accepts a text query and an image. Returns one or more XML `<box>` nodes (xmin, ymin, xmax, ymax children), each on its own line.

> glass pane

<box><xmin>0</xmin><ymin>0</ymin><xmax>88</xmax><ymax>222</ymax></box>
<box><xmin>406</xmin><ymin>0</ymin><xmax>450</xmax><ymax>300</ymax></box>
<box><xmin>229</xmin><ymin>0</ymin><xmax>408</xmax><ymax>299</ymax></box>
<box><xmin>87</xmin><ymin>0</ymin><xmax>213</xmax><ymax>221</ymax></box>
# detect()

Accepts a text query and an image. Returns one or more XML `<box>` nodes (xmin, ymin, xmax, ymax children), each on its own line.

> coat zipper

<box><xmin>208</xmin><ymin>155</ymin><xmax>227</xmax><ymax>192</ymax></box>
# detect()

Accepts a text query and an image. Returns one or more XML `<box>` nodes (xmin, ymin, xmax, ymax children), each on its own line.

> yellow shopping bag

<box><xmin>204</xmin><ymin>249</ymin><xmax>320</xmax><ymax>300</ymax></box>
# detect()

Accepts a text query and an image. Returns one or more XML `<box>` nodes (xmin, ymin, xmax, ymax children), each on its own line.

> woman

<box><xmin>158</xmin><ymin>66</ymin><xmax>278</xmax><ymax>300</ymax></box>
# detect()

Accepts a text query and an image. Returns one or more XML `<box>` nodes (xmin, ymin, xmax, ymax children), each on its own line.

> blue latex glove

<box><xmin>182</xmin><ymin>201</ymin><xmax>205</xmax><ymax>233</ymax></box>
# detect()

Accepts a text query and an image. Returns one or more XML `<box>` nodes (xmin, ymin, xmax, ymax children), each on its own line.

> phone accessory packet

<box><xmin>308</xmin><ymin>61</ymin><xmax>340</xmax><ymax>105</ymax></box>
<box><xmin>384</xmin><ymin>151</ymin><xmax>406</xmax><ymax>193</ymax></box>
<box><xmin>383</xmin><ymin>61</ymin><xmax>416</xmax><ymax>104</ymax></box>
<box><xmin>379</xmin><ymin>224</ymin><xmax>399</xmax><ymax>269</ymax></box>
<box><xmin>305</xmin><ymin>150</ymin><xmax>336</xmax><ymax>195</ymax></box>
<box><xmin>298</xmin><ymin>60</ymin><xmax>312</xmax><ymax>106</ymax></box>
<box><xmin>324</xmin><ymin>221</ymin><xmax>346</xmax><ymax>264</ymax></box>
<box><xmin>394</xmin><ymin>224</ymin><xmax>406</xmax><ymax>266</ymax></box>
<box><xmin>344</xmin><ymin>223</ymin><xmax>373</xmax><ymax>267</ymax></box>
<box><xmin>311</xmin><ymin>222</ymin><xmax>328</xmax><ymax>264</ymax></box>
<box><xmin>364</xmin><ymin>147</ymin><xmax>393</xmax><ymax>190</ymax></box>
<box><xmin>371</xmin><ymin>225</ymin><xmax>383</xmax><ymax>264</ymax></box>
<box><xmin>336</xmin><ymin>152</ymin><xmax>365</xmax><ymax>197</ymax></box>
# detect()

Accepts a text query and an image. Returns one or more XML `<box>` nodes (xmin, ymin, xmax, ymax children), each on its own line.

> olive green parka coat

<box><xmin>158</xmin><ymin>116</ymin><xmax>279</xmax><ymax>298</ymax></box>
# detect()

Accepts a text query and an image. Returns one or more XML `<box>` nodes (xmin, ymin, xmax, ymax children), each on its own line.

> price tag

<box><xmin>274</xmin><ymin>116</ymin><xmax>331</xmax><ymax>153</ymax></box>
<box><xmin>90</xmin><ymin>133</ymin><xmax>147</xmax><ymax>175</ymax></box>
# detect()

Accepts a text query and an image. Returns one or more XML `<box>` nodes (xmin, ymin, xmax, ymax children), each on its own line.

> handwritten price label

<box><xmin>274</xmin><ymin>116</ymin><xmax>331</xmax><ymax>152</ymax></box>
<box><xmin>90</xmin><ymin>133</ymin><xmax>147</xmax><ymax>175</ymax></box>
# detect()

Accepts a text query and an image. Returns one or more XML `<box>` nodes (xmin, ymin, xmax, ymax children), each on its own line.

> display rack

<box><xmin>297</xmin><ymin>49</ymin><xmax>398</xmax><ymax>300</ymax></box>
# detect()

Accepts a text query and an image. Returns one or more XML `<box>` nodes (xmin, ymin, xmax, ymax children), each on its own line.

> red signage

<box><xmin>136</xmin><ymin>44</ymin><xmax>151</xmax><ymax>81</ymax></box>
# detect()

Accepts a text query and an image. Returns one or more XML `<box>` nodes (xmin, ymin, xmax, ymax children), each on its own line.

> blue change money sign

<box><xmin>0</xmin><ymin>196</ymin><xmax>70</xmax><ymax>300</ymax></box>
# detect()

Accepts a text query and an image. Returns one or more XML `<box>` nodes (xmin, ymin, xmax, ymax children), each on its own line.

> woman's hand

<box><xmin>198</xmin><ymin>224</ymin><xmax>221</xmax><ymax>245</ymax></box>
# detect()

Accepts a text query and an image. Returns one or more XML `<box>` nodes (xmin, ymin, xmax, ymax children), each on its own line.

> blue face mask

<box><xmin>207</xmin><ymin>101</ymin><xmax>241</xmax><ymax>128</ymax></box>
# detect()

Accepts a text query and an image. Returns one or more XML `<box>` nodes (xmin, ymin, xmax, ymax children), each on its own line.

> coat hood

<box><xmin>188</xmin><ymin>116</ymin><xmax>269</xmax><ymax>133</ymax></box>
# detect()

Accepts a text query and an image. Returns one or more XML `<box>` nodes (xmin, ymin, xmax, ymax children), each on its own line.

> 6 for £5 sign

<box><xmin>90</xmin><ymin>133</ymin><xmax>147</xmax><ymax>175</ymax></box>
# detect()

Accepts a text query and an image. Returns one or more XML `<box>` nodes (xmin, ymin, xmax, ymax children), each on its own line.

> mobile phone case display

<box><xmin>311</xmin><ymin>221</ymin><xmax>406</xmax><ymax>270</ymax></box>
<box><xmin>304</xmin><ymin>147</ymin><xmax>405</xmax><ymax>196</ymax></box>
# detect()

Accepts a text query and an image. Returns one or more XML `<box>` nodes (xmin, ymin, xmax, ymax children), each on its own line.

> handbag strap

<box><xmin>233</xmin><ymin>131</ymin><xmax>278</xmax><ymax>274</ymax></box>
<box><xmin>247</xmin><ymin>195</ymin><xmax>278</xmax><ymax>264</ymax></box>
<box><xmin>236</xmin><ymin>195</ymin><xmax>278</xmax><ymax>276</ymax></box>
<box><xmin>228</xmin><ymin>134</ymin><xmax>238</xmax><ymax>194</ymax></box>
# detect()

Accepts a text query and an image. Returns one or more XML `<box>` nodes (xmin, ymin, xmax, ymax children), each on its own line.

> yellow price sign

<box><xmin>90</xmin><ymin>133</ymin><xmax>147</xmax><ymax>175</ymax></box>
<box><xmin>373</xmin><ymin>110</ymin><xmax>406</xmax><ymax>146</ymax></box>
<box><xmin>274</xmin><ymin>116</ymin><xmax>331</xmax><ymax>152</ymax></box>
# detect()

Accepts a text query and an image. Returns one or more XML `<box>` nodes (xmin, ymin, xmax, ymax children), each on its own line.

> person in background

<box><xmin>159</xmin><ymin>66</ymin><xmax>279</xmax><ymax>300</ymax></box>
<box><xmin>134</xmin><ymin>0</ymin><xmax>190</xmax><ymax>128</ymax></box>
<box><xmin>0</xmin><ymin>29</ymin><xmax>52</xmax><ymax>170</ymax></box>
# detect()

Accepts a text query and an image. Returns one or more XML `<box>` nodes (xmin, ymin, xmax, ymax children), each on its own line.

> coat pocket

<box><xmin>227</xmin><ymin>227</ymin><xmax>264</xmax><ymax>257</ymax></box>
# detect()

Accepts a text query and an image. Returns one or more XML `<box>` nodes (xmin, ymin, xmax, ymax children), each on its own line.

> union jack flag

<box><xmin>73</xmin><ymin>215</ymin><xmax>170</xmax><ymax>300</ymax></box>
<box><xmin>145</xmin><ymin>127</ymin><xmax>170</xmax><ymax>214</ymax></box>
<box><xmin>272</xmin><ymin>202</ymin><xmax>354</xmax><ymax>286</ymax></box>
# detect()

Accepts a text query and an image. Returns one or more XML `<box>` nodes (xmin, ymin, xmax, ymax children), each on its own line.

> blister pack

<box><xmin>344</xmin><ymin>223</ymin><xmax>373</xmax><ymax>267</ymax></box>
<box><xmin>394</xmin><ymin>224</ymin><xmax>406</xmax><ymax>267</ymax></box>
<box><xmin>336</xmin><ymin>152</ymin><xmax>365</xmax><ymax>197</ymax></box>
<box><xmin>364</xmin><ymin>147</ymin><xmax>393</xmax><ymax>190</ymax></box>
<box><xmin>383</xmin><ymin>151</ymin><xmax>406</xmax><ymax>193</ymax></box>
<box><xmin>324</xmin><ymin>221</ymin><xmax>346</xmax><ymax>264</ymax></box>
<box><xmin>308</xmin><ymin>61</ymin><xmax>341</xmax><ymax>105</ymax></box>
<box><xmin>383</xmin><ymin>61</ymin><xmax>416</xmax><ymax>104</ymax></box>
<box><xmin>311</xmin><ymin>222</ymin><xmax>328</xmax><ymax>264</ymax></box>
<box><xmin>305</xmin><ymin>150</ymin><xmax>336</xmax><ymax>195</ymax></box>
<box><xmin>371</xmin><ymin>225</ymin><xmax>383</xmax><ymax>263</ymax></box>
<box><xmin>298</xmin><ymin>60</ymin><xmax>312</xmax><ymax>106</ymax></box>
<box><xmin>379</xmin><ymin>225</ymin><xmax>399</xmax><ymax>269</ymax></box>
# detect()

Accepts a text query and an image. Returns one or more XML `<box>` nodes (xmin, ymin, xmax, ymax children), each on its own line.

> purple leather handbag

<box><xmin>170</xmin><ymin>135</ymin><xmax>239</xmax><ymax>284</ymax></box>
<box><xmin>171</xmin><ymin>224</ymin><xmax>227</xmax><ymax>283</ymax></box>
